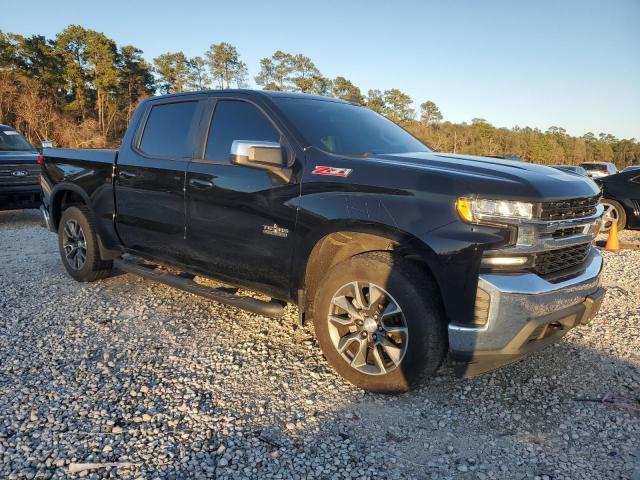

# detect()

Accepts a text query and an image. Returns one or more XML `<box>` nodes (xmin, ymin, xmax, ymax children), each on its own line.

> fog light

<box><xmin>473</xmin><ymin>288</ymin><xmax>491</xmax><ymax>326</ymax></box>
<box><xmin>481</xmin><ymin>256</ymin><xmax>528</xmax><ymax>267</ymax></box>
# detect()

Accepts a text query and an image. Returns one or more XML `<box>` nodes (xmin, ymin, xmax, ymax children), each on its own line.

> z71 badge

<box><xmin>311</xmin><ymin>165</ymin><xmax>353</xmax><ymax>177</ymax></box>
<box><xmin>263</xmin><ymin>223</ymin><xmax>289</xmax><ymax>238</ymax></box>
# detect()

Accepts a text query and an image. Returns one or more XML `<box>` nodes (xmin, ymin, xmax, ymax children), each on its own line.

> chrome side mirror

<box><xmin>230</xmin><ymin>140</ymin><xmax>291</xmax><ymax>182</ymax></box>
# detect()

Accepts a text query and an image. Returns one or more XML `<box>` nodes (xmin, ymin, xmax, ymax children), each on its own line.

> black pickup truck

<box><xmin>0</xmin><ymin>124</ymin><xmax>42</xmax><ymax>210</ymax></box>
<box><xmin>41</xmin><ymin>90</ymin><xmax>606</xmax><ymax>392</ymax></box>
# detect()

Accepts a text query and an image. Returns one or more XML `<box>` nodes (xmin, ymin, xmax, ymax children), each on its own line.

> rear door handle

<box><xmin>189</xmin><ymin>178</ymin><xmax>214</xmax><ymax>189</ymax></box>
<box><xmin>119</xmin><ymin>171</ymin><xmax>137</xmax><ymax>179</ymax></box>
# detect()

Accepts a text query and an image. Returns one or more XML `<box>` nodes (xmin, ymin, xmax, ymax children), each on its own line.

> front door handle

<box><xmin>119</xmin><ymin>171</ymin><xmax>137</xmax><ymax>179</ymax></box>
<box><xmin>189</xmin><ymin>178</ymin><xmax>214</xmax><ymax>189</ymax></box>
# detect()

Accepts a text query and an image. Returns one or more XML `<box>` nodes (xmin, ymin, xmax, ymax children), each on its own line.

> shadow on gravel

<box><xmin>86</xmin><ymin>305</ymin><xmax>638</xmax><ymax>479</ymax></box>
<box><xmin>110</xmin><ymin>337</ymin><xmax>638</xmax><ymax>479</ymax></box>
<box><xmin>1</xmin><ymin>277</ymin><xmax>639</xmax><ymax>479</ymax></box>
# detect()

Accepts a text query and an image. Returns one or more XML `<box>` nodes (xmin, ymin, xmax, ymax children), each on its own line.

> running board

<box><xmin>113</xmin><ymin>258</ymin><xmax>286</xmax><ymax>318</ymax></box>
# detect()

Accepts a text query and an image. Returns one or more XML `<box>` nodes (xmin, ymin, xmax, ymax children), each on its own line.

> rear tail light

<box><xmin>37</xmin><ymin>153</ymin><xmax>44</xmax><ymax>165</ymax></box>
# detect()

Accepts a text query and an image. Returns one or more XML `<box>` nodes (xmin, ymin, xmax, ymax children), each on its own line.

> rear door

<box><xmin>184</xmin><ymin>97</ymin><xmax>301</xmax><ymax>298</ymax></box>
<box><xmin>115</xmin><ymin>98</ymin><xmax>204</xmax><ymax>264</ymax></box>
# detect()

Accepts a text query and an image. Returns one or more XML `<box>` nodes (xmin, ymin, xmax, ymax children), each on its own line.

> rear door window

<box><xmin>139</xmin><ymin>101</ymin><xmax>199</xmax><ymax>158</ymax></box>
<box><xmin>205</xmin><ymin>100</ymin><xmax>279</xmax><ymax>162</ymax></box>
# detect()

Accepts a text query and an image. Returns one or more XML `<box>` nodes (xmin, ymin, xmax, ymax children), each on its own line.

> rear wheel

<box><xmin>601</xmin><ymin>199</ymin><xmax>626</xmax><ymax>232</ymax></box>
<box><xmin>58</xmin><ymin>206</ymin><xmax>113</xmax><ymax>282</ymax></box>
<box><xmin>312</xmin><ymin>252</ymin><xmax>446</xmax><ymax>393</ymax></box>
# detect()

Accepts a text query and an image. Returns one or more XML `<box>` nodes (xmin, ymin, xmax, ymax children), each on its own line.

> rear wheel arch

<box><xmin>51</xmin><ymin>185</ymin><xmax>91</xmax><ymax>231</ymax></box>
<box><xmin>58</xmin><ymin>205</ymin><xmax>113</xmax><ymax>282</ymax></box>
<box><xmin>298</xmin><ymin>224</ymin><xmax>444</xmax><ymax>324</ymax></box>
<box><xmin>50</xmin><ymin>185</ymin><xmax>120</xmax><ymax>261</ymax></box>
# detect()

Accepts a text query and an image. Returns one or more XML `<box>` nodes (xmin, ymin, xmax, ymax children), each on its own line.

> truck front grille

<box><xmin>539</xmin><ymin>196</ymin><xmax>599</xmax><ymax>221</ymax></box>
<box><xmin>533</xmin><ymin>243</ymin><xmax>591</xmax><ymax>275</ymax></box>
<box><xmin>550</xmin><ymin>226</ymin><xmax>585</xmax><ymax>239</ymax></box>
<box><xmin>0</xmin><ymin>163</ymin><xmax>40</xmax><ymax>187</ymax></box>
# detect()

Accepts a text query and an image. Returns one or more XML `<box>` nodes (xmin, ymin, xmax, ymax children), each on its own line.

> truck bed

<box><xmin>43</xmin><ymin>148</ymin><xmax>118</xmax><ymax>164</ymax></box>
<box><xmin>41</xmin><ymin>148</ymin><xmax>119</xmax><ymax>244</ymax></box>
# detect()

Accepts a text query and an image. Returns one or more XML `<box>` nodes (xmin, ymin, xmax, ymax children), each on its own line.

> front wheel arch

<box><xmin>312</xmin><ymin>251</ymin><xmax>447</xmax><ymax>392</ymax></box>
<box><xmin>298</xmin><ymin>226</ymin><xmax>444</xmax><ymax>325</ymax></box>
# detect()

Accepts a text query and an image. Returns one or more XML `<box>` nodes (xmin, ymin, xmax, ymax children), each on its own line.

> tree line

<box><xmin>1</xmin><ymin>25</ymin><xmax>638</xmax><ymax>168</ymax></box>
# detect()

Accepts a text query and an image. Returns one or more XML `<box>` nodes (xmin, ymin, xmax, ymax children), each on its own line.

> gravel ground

<box><xmin>0</xmin><ymin>209</ymin><xmax>638</xmax><ymax>480</ymax></box>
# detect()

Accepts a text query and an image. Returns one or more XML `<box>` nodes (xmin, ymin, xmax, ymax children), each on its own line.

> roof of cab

<box><xmin>149</xmin><ymin>88</ymin><xmax>350</xmax><ymax>104</ymax></box>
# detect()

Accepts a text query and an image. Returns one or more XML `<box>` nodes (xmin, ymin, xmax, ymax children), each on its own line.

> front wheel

<box><xmin>312</xmin><ymin>252</ymin><xmax>446</xmax><ymax>393</ymax></box>
<box><xmin>58</xmin><ymin>206</ymin><xmax>113</xmax><ymax>282</ymax></box>
<box><xmin>601</xmin><ymin>199</ymin><xmax>626</xmax><ymax>232</ymax></box>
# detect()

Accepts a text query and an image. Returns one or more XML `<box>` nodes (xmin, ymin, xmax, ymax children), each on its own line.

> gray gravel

<box><xmin>1</xmin><ymin>209</ymin><xmax>638</xmax><ymax>479</ymax></box>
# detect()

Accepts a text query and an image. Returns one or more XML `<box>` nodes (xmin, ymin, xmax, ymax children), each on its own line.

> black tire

<box><xmin>58</xmin><ymin>205</ymin><xmax>113</xmax><ymax>282</ymax></box>
<box><xmin>312</xmin><ymin>252</ymin><xmax>446</xmax><ymax>393</ymax></box>
<box><xmin>601</xmin><ymin>199</ymin><xmax>627</xmax><ymax>232</ymax></box>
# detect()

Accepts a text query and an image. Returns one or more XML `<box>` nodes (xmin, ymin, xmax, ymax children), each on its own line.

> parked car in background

<box><xmin>621</xmin><ymin>165</ymin><xmax>640</xmax><ymax>173</ymax></box>
<box><xmin>0</xmin><ymin>125</ymin><xmax>41</xmax><ymax>211</ymax></box>
<box><xmin>595</xmin><ymin>170</ymin><xmax>640</xmax><ymax>232</ymax></box>
<box><xmin>551</xmin><ymin>165</ymin><xmax>588</xmax><ymax>176</ymax></box>
<box><xmin>579</xmin><ymin>161</ymin><xmax>618</xmax><ymax>179</ymax></box>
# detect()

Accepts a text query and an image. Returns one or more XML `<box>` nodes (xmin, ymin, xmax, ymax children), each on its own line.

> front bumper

<box><xmin>0</xmin><ymin>185</ymin><xmax>41</xmax><ymax>211</ymax></box>
<box><xmin>449</xmin><ymin>248</ymin><xmax>605</xmax><ymax>377</ymax></box>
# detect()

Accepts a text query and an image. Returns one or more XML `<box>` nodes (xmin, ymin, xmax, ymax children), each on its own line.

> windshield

<box><xmin>272</xmin><ymin>97</ymin><xmax>430</xmax><ymax>156</ymax></box>
<box><xmin>0</xmin><ymin>129</ymin><xmax>34</xmax><ymax>151</ymax></box>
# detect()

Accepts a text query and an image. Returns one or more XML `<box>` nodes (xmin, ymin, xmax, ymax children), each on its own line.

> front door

<box><xmin>185</xmin><ymin>98</ymin><xmax>300</xmax><ymax>298</ymax></box>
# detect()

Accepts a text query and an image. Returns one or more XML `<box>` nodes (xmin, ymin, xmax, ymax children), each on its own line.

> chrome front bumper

<box><xmin>449</xmin><ymin>248</ymin><xmax>605</xmax><ymax>377</ymax></box>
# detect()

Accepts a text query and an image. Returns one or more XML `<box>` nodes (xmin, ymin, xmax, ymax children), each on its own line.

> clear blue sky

<box><xmin>3</xmin><ymin>0</ymin><xmax>639</xmax><ymax>139</ymax></box>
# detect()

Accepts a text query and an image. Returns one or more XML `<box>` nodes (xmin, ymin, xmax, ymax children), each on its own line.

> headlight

<box><xmin>456</xmin><ymin>197</ymin><xmax>534</xmax><ymax>223</ymax></box>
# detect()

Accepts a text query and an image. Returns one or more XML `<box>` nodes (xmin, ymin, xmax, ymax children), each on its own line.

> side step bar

<box><xmin>113</xmin><ymin>258</ymin><xmax>286</xmax><ymax>318</ymax></box>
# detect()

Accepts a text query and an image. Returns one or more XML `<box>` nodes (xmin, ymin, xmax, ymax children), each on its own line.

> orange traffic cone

<box><xmin>605</xmin><ymin>220</ymin><xmax>620</xmax><ymax>251</ymax></box>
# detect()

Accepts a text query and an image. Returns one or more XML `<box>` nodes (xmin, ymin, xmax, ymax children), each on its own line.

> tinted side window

<box><xmin>205</xmin><ymin>100</ymin><xmax>279</xmax><ymax>161</ymax></box>
<box><xmin>139</xmin><ymin>101</ymin><xmax>198</xmax><ymax>158</ymax></box>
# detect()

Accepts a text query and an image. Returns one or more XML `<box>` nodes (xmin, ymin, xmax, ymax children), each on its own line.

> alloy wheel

<box><xmin>327</xmin><ymin>281</ymin><xmax>408</xmax><ymax>375</ymax></box>
<box><xmin>601</xmin><ymin>203</ymin><xmax>619</xmax><ymax>232</ymax></box>
<box><xmin>62</xmin><ymin>219</ymin><xmax>87</xmax><ymax>270</ymax></box>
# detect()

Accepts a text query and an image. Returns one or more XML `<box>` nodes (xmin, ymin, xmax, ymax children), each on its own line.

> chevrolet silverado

<box><xmin>41</xmin><ymin>90</ymin><xmax>606</xmax><ymax>392</ymax></box>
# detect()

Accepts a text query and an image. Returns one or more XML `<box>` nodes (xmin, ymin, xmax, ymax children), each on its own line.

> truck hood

<box><xmin>371</xmin><ymin>151</ymin><xmax>601</xmax><ymax>201</ymax></box>
<box><xmin>0</xmin><ymin>150</ymin><xmax>39</xmax><ymax>163</ymax></box>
